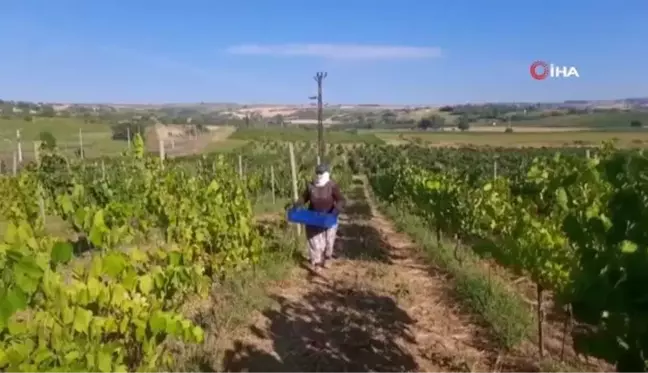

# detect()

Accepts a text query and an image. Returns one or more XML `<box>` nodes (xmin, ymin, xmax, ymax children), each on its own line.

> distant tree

<box><xmin>38</xmin><ymin>131</ymin><xmax>57</xmax><ymax>150</ymax></box>
<box><xmin>356</xmin><ymin>115</ymin><xmax>366</xmax><ymax>128</ymax></box>
<box><xmin>630</xmin><ymin>120</ymin><xmax>643</xmax><ymax>128</ymax></box>
<box><xmin>428</xmin><ymin>115</ymin><xmax>445</xmax><ymax>129</ymax></box>
<box><xmin>417</xmin><ymin>118</ymin><xmax>431</xmax><ymax>130</ymax></box>
<box><xmin>457</xmin><ymin>115</ymin><xmax>470</xmax><ymax>131</ymax></box>
<box><xmin>272</xmin><ymin>114</ymin><xmax>285</xmax><ymax>127</ymax></box>
<box><xmin>24</xmin><ymin>115</ymin><xmax>33</xmax><ymax>122</ymax></box>
<box><xmin>438</xmin><ymin>105</ymin><xmax>454</xmax><ymax>112</ymax></box>
<box><xmin>380</xmin><ymin>111</ymin><xmax>396</xmax><ymax>125</ymax></box>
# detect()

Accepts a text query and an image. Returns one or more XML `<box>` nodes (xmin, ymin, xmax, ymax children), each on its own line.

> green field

<box><xmin>0</xmin><ymin>117</ymin><xmax>127</xmax><ymax>160</ymax></box>
<box><xmin>372</xmin><ymin>129</ymin><xmax>648</xmax><ymax>147</ymax></box>
<box><xmin>212</xmin><ymin>126</ymin><xmax>648</xmax><ymax>150</ymax></box>
<box><xmin>405</xmin><ymin>110</ymin><xmax>648</xmax><ymax>129</ymax></box>
<box><xmin>491</xmin><ymin>111</ymin><xmax>648</xmax><ymax>128</ymax></box>
<box><xmin>229</xmin><ymin>127</ymin><xmax>385</xmax><ymax>144</ymax></box>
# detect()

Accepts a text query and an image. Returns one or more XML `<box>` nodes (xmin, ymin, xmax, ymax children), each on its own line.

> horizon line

<box><xmin>1</xmin><ymin>98</ymin><xmax>643</xmax><ymax>107</ymax></box>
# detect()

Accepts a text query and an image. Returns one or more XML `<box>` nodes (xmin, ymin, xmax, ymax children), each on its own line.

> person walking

<box><xmin>293</xmin><ymin>164</ymin><xmax>346</xmax><ymax>273</ymax></box>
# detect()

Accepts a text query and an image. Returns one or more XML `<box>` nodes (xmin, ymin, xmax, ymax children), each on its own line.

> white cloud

<box><xmin>224</xmin><ymin>43</ymin><xmax>442</xmax><ymax>60</ymax></box>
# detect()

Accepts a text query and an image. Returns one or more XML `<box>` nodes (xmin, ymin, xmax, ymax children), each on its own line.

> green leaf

<box><xmin>13</xmin><ymin>275</ymin><xmax>39</xmax><ymax>298</ymax></box>
<box><xmin>149</xmin><ymin>312</ymin><xmax>166</xmax><ymax>334</ymax></box>
<box><xmin>3</xmin><ymin>222</ymin><xmax>18</xmax><ymax>244</ymax></box>
<box><xmin>87</xmin><ymin>277</ymin><xmax>101</xmax><ymax>301</ymax></box>
<box><xmin>32</xmin><ymin>347</ymin><xmax>53</xmax><ymax>365</ymax></box>
<box><xmin>620</xmin><ymin>240</ymin><xmax>638</xmax><ymax>254</ymax></box>
<box><xmin>110</xmin><ymin>284</ymin><xmax>127</xmax><ymax>307</ymax></box>
<box><xmin>555</xmin><ymin>187</ymin><xmax>568</xmax><ymax>210</ymax></box>
<box><xmin>7</xmin><ymin>339</ymin><xmax>34</xmax><ymax>364</ymax></box>
<box><xmin>138</xmin><ymin>275</ymin><xmax>153</xmax><ymax>294</ymax></box>
<box><xmin>0</xmin><ymin>288</ymin><xmax>28</xmax><ymax>324</ymax></box>
<box><xmin>73</xmin><ymin>207</ymin><xmax>86</xmax><ymax>231</ymax></box>
<box><xmin>63</xmin><ymin>351</ymin><xmax>80</xmax><ymax>364</ymax></box>
<box><xmin>102</xmin><ymin>253</ymin><xmax>126</xmax><ymax>278</ymax></box>
<box><xmin>89</xmin><ymin>210</ymin><xmax>107</xmax><ymax>247</ymax></box>
<box><xmin>62</xmin><ymin>306</ymin><xmax>74</xmax><ymax>325</ymax></box>
<box><xmin>15</xmin><ymin>257</ymin><xmax>44</xmax><ymax>279</ymax></box>
<box><xmin>51</xmin><ymin>241</ymin><xmax>73</xmax><ymax>264</ymax></box>
<box><xmin>114</xmin><ymin>364</ymin><xmax>128</xmax><ymax>372</ymax></box>
<box><xmin>0</xmin><ymin>348</ymin><xmax>7</xmax><ymax>368</ymax></box>
<box><xmin>13</xmin><ymin>261</ymin><xmax>42</xmax><ymax>294</ymax></box>
<box><xmin>168</xmin><ymin>251</ymin><xmax>182</xmax><ymax>266</ymax></box>
<box><xmin>72</xmin><ymin>307</ymin><xmax>93</xmax><ymax>333</ymax></box>
<box><xmin>192</xmin><ymin>326</ymin><xmax>205</xmax><ymax>343</ymax></box>
<box><xmin>7</xmin><ymin>315</ymin><xmax>27</xmax><ymax>334</ymax></box>
<box><xmin>89</xmin><ymin>225</ymin><xmax>104</xmax><ymax>248</ymax></box>
<box><xmin>130</xmin><ymin>248</ymin><xmax>147</xmax><ymax>262</ymax></box>
<box><xmin>58</xmin><ymin>194</ymin><xmax>74</xmax><ymax>214</ymax></box>
<box><xmin>97</xmin><ymin>350</ymin><xmax>112</xmax><ymax>372</ymax></box>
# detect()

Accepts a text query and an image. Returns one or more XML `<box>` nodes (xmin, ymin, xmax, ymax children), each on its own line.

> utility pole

<box><xmin>314</xmin><ymin>72</ymin><xmax>327</xmax><ymax>164</ymax></box>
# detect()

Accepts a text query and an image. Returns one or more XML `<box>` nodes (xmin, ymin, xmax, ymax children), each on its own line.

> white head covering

<box><xmin>314</xmin><ymin>171</ymin><xmax>330</xmax><ymax>187</ymax></box>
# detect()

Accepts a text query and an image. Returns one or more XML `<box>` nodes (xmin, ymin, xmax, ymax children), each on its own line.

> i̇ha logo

<box><xmin>530</xmin><ymin>60</ymin><xmax>580</xmax><ymax>80</ymax></box>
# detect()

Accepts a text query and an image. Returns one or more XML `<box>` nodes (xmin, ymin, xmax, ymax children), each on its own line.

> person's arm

<box><xmin>331</xmin><ymin>182</ymin><xmax>346</xmax><ymax>214</ymax></box>
<box><xmin>293</xmin><ymin>186</ymin><xmax>311</xmax><ymax>208</ymax></box>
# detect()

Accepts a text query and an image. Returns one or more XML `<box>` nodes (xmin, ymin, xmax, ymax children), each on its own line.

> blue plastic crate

<box><xmin>287</xmin><ymin>208</ymin><xmax>338</xmax><ymax>229</ymax></box>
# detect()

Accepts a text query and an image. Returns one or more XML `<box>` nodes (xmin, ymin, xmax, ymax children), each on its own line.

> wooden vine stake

<box><xmin>33</xmin><ymin>141</ymin><xmax>40</xmax><ymax>165</ymax></box>
<box><xmin>238</xmin><ymin>155</ymin><xmax>243</xmax><ymax>179</ymax></box>
<box><xmin>288</xmin><ymin>143</ymin><xmax>301</xmax><ymax>236</ymax></box>
<box><xmin>126</xmin><ymin>126</ymin><xmax>131</xmax><ymax>150</ymax></box>
<box><xmin>537</xmin><ymin>284</ymin><xmax>545</xmax><ymax>358</ymax></box>
<box><xmin>16</xmin><ymin>129</ymin><xmax>22</xmax><ymax>163</ymax></box>
<box><xmin>559</xmin><ymin>303</ymin><xmax>573</xmax><ymax>361</ymax></box>
<box><xmin>270</xmin><ymin>165</ymin><xmax>276</xmax><ymax>205</ymax></box>
<box><xmin>33</xmin><ymin>141</ymin><xmax>46</xmax><ymax>226</ymax></box>
<box><xmin>78</xmin><ymin>128</ymin><xmax>84</xmax><ymax>160</ymax></box>
<box><xmin>158</xmin><ymin>140</ymin><xmax>165</xmax><ymax>169</ymax></box>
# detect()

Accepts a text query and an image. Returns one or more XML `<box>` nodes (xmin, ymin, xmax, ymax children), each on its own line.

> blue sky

<box><xmin>1</xmin><ymin>0</ymin><xmax>647</xmax><ymax>104</ymax></box>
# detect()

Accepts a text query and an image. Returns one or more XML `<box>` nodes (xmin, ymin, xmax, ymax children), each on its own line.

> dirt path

<box><xmin>152</xmin><ymin>126</ymin><xmax>237</xmax><ymax>157</ymax></box>
<box><xmin>216</xmin><ymin>177</ymin><xmax>514</xmax><ymax>372</ymax></box>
